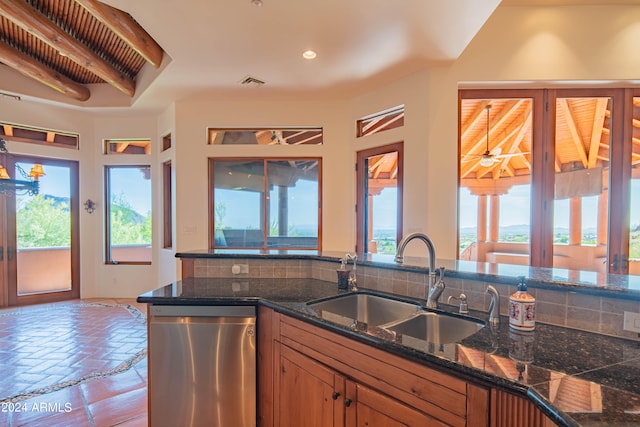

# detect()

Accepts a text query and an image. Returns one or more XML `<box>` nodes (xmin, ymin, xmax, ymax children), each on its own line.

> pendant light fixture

<box><xmin>0</xmin><ymin>138</ymin><xmax>45</xmax><ymax>196</ymax></box>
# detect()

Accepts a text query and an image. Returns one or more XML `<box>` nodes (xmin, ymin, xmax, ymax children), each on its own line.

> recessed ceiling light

<box><xmin>251</xmin><ymin>0</ymin><xmax>263</xmax><ymax>6</ymax></box>
<box><xmin>302</xmin><ymin>50</ymin><xmax>317</xmax><ymax>60</ymax></box>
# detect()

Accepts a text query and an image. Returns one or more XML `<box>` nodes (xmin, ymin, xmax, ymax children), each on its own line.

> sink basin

<box><xmin>307</xmin><ymin>293</ymin><xmax>421</xmax><ymax>327</ymax></box>
<box><xmin>383</xmin><ymin>311</ymin><xmax>485</xmax><ymax>344</ymax></box>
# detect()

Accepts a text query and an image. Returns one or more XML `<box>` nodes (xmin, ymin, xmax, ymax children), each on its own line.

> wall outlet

<box><xmin>623</xmin><ymin>311</ymin><xmax>640</xmax><ymax>333</ymax></box>
<box><xmin>232</xmin><ymin>264</ymin><xmax>249</xmax><ymax>275</ymax></box>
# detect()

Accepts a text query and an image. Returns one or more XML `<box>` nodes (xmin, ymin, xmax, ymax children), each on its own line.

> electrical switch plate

<box><xmin>232</xmin><ymin>264</ymin><xmax>249</xmax><ymax>274</ymax></box>
<box><xmin>623</xmin><ymin>311</ymin><xmax>640</xmax><ymax>333</ymax></box>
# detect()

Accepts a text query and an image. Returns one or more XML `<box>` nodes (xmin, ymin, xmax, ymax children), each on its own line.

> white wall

<box><xmin>173</xmin><ymin>94</ymin><xmax>352</xmax><ymax>255</ymax></box>
<box><xmin>454</xmin><ymin>5</ymin><xmax>640</xmax><ymax>83</ymax></box>
<box><xmin>92</xmin><ymin>114</ymin><xmax>159</xmax><ymax>297</ymax></box>
<box><xmin>156</xmin><ymin>104</ymin><xmax>178</xmax><ymax>286</ymax></box>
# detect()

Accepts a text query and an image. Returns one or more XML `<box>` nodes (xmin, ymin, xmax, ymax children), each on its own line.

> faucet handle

<box><xmin>447</xmin><ymin>293</ymin><xmax>468</xmax><ymax>314</ymax></box>
<box><xmin>486</xmin><ymin>285</ymin><xmax>500</xmax><ymax>325</ymax></box>
<box><xmin>437</xmin><ymin>266</ymin><xmax>445</xmax><ymax>281</ymax></box>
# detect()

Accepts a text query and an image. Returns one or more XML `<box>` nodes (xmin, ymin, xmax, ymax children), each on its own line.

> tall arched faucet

<box><xmin>394</xmin><ymin>232</ymin><xmax>445</xmax><ymax>309</ymax></box>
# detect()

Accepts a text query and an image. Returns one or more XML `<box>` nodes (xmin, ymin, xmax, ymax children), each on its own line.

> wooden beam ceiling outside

<box><xmin>459</xmin><ymin>97</ymin><xmax>618</xmax><ymax>196</ymax></box>
<box><xmin>0</xmin><ymin>0</ymin><xmax>164</xmax><ymax>101</ymax></box>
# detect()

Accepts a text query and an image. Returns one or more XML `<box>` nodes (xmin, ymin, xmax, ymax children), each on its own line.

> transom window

<box><xmin>207</xmin><ymin>128</ymin><xmax>323</xmax><ymax>145</ymax></box>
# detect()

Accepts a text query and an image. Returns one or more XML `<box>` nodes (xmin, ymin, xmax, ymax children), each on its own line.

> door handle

<box><xmin>7</xmin><ymin>246</ymin><xmax>13</xmax><ymax>261</ymax></box>
<box><xmin>344</xmin><ymin>398</ymin><xmax>352</xmax><ymax>407</ymax></box>
<box><xmin>0</xmin><ymin>246</ymin><xmax>3</xmax><ymax>261</ymax></box>
<box><xmin>331</xmin><ymin>392</ymin><xmax>340</xmax><ymax>400</ymax></box>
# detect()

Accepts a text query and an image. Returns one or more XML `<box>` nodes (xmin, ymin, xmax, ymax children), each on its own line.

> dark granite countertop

<box><xmin>138</xmin><ymin>277</ymin><xmax>640</xmax><ymax>427</ymax></box>
<box><xmin>176</xmin><ymin>249</ymin><xmax>640</xmax><ymax>300</ymax></box>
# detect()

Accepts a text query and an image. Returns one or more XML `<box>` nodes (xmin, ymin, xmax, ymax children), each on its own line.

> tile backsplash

<box><xmin>192</xmin><ymin>257</ymin><xmax>640</xmax><ymax>340</ymax></box>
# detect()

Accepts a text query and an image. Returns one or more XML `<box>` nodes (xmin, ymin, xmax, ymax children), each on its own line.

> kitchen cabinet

<box><xmin>260</xmin><ymin>308</ymin><xmax>489</xmax><ymax>427</ymax></box>
<box><xmin>276</xmin><ymin>344</ymin><xmax>344</xmax><ymax>426</ymax></box>
<box><xmin>257</xmin><ymin>307</ymin><xmax>557</xmax><ymax>427</ymax></box>
<box><xmin>277</xmin><ymin>341</ymin><xmax>442</xmax><ymax>427</ymax></box>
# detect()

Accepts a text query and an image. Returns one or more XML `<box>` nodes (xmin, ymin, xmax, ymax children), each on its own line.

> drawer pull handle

<box><xmin>332</xmin><ymin>392</ymin><xmax>340</xmax><ymax>400</ymax></box>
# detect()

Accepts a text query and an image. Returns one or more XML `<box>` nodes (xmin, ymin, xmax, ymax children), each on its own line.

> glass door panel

<box><xmin>16</xmin><ymin>162</ymin><xmax>72</xmax><ymax>295</ymax></box>
<box><xmin>267</xmin><ymin>160</ymin><xmax>319</xmax><ymax>249</ymax></box>
<box><xmin>213</xmin><ymin>160</ymin><xmax>265</xmax><ymax>248</ymax></box>
<box><xmin>629</xmin><ymin>97</ymin><xmax>640</xmax><ymax>274</ymax></box>
<box><xmin>4</xmin><ymin>156</ymin><xmax>79</xmax><ymax>306</ymax></box>
<box><xmin>366</xmin><ymin>152</ymin><xmax>399</xmax><ymax>254</ymax></box>
<box><xmin>553</xmin><ymin>97</ymin><xmax>610</xmax><ymax>272</ymax></box>
<box><xmin>459</xmin><ymin>98</ymin><xmax>533</xmax><ymax>265</ymax></box>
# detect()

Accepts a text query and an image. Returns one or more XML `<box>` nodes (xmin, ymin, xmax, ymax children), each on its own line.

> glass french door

<box><xmin>1</xmin><ymin>155</ymin><xmax>79</xmax><ymax>307</ymax></box>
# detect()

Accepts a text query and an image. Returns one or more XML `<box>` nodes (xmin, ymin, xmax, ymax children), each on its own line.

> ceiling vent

<box><xmin>240</xmin><ymin>76</ymin><xmax>266</xmax><ymax>87</ymax></box>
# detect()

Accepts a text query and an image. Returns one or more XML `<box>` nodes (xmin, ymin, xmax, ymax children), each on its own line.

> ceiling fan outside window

<box><xmin>463</xmin><ymin>105</ymin><xmax>529</xmax><ymax>167</ymax></box>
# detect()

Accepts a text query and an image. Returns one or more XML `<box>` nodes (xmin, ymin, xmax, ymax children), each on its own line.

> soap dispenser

<box><xmin>508</xmin><ymin>276</ymin><xmax>535</xmax><ymax>331</ymax></box>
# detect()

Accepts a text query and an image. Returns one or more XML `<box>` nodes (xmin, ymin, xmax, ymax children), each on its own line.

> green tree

<box><xmin>110</xmin><ymin>193</ymin><xmax>151</xmax><ymax>245</ymax></box>
<box><xmin>17</xmin><ymin>195</ymin><xmax>70</xmax><ymax>248</ymax></box>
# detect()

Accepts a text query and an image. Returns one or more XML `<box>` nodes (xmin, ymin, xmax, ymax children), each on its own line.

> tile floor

<box><xmin>0</xmin><ymin>298</ymin><xmax>148</xmax><ymax>427</ymax></box>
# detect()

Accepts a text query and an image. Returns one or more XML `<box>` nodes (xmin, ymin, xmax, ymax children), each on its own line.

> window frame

<box><xmin>356</xmin><ymin>105</ymin><xmax>405</xmax><ymax>137</ymax></box>
<box><xmin>208</xmin><ymin>157</ymin><xmax>322</xmax><ymax>250</ymax></box>
<box><xmin>162</xmin><ymin>160</ymin><xmax>173</xmax><ymax>249</ymax></box>
<box><xmin>356</xmin><ymin>142</ymin><xmax>404</xmax><ymax>254</ymax></box>
<box><xmin>104</xmin><ymin>164</ymin><xmax>152</xmax><ymax>265</ymax></box>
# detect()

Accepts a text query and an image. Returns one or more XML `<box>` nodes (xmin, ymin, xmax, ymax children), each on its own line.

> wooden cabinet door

<box><xmin>276</xmin><ymin>344</ymin><xmax>345</xmax><ymax>427</ymax></box>
<box><xmin>346</xmin><ymin>382</ymin><xmax>449</xmax><ymax>427</ymax></box>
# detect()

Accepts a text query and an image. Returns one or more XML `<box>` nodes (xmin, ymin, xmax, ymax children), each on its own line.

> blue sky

<box><xmin>216</xmin><ymin>178</ymin><xmax>318</xmax><ymax>229</ymax></box>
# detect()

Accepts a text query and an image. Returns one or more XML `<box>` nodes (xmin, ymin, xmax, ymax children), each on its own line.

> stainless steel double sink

<box><xmin>307</xmin><ymin>292</ymin><xmax>485</xmax><ymax>345</ymax></box>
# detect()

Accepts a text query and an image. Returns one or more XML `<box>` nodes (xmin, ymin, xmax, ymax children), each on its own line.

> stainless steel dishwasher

<box><xmin>149</xmin><ymin>305</ymin><xmax>256</xmax><ymax>427</ymax></box>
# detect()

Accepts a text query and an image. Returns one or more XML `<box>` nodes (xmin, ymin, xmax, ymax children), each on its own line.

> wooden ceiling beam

<box><xmin>463</xmin><ymin>100</ymin><xmax>524</xmax><ymax>156</ymax></box>
<box><xmin>0</xmin><ymin>38</ymin><xmax>90</xmax><ymax>101</ymax></box>
<box><xmin>587</xmin><ymin>98</ymin><xmax>608</xmax><ymax>169</ymax></box>
<box><xmin>291</xmin><ymin>133</ymin><xmax>322</xmax><ymax>145</ymax></box>
<box><xmin>557</xmin><ymin>99</ymin><xmax>588</xmax><ymax>168</ymax></box>
<box><xmin>74</xmin><ymin>0</ymin><xmax>163</xmax><ymax>68</ymax></box>
<box><xmin>460</xmin><ymin>100</ymin><xmax>490</xmax><ymax>139</ymax></box>
<box><xmin>116</xmin><ymin>142</ymin><xmax>130</xmax><ymax>152</ymax></box>
<box><xmin>0</xmin><ymin>0</ymin><xmax>135</xmax><ymax>97</ymax></box>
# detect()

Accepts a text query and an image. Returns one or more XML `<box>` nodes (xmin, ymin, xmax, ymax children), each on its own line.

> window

<box><xmin>163</xmin><ymin>161</ymin><xmax>172</xmax><ymax>249</ymax></box>
<box><xmin>357</xmin><ymin>105</ymin><xmax>404</xmax><ymax>137</ymax></box>
<box><xmin>210</xmin><ymin>158</ymin><xmax>321</xmax><ymax>250</ymax></box>
<box><xmin>552</xmin><ymin>96</ymin><xmax>611</xmax><ymax>271</ymax></box>
<box><xmin>103</xmin><ymin>138</ymin><xmax>151</xmax><ymax>155</ymax></box>
<box><xmin>162</xmin><ymin>132</ymin><xmax>172</xmax><ymax>152</ymax></box>
<box><xmin>1</xmin><ymin>122</ymin><xmax>79</xmax><ymax>149</ymax></box>
<box><xmin>207</xmin><ymin>128</ymin><xmax>323</xmax><ymax>145</ymax></box>
<box><xmin>356</xmin><ymin>143</ymin><xmax>403</xmax><ymax>254</ymax></box>
<box><xmin>629</xmin><ymin>93</ymin><xmax>640</xmax><ymax>267</ymax></box>
<box><xmin>459</xmin><ymin>88</ymin><xmax>637</xmax><ymax>275</ymax></box>
<box><xmin>105</xmin><ymin>165</ymin><xmax>152</xmax><ymax>264</ymax></box>
<box><xmin>459</xmin><ymin>98</ymin><xmax>534</xmax><ymax>265</ymax></box>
